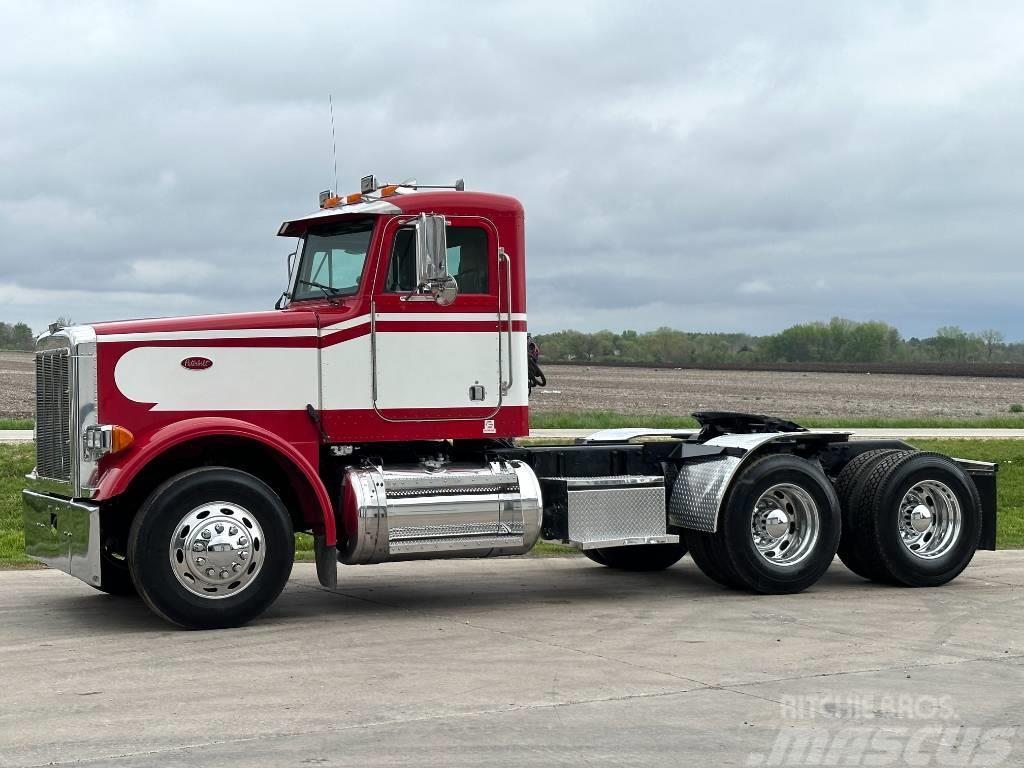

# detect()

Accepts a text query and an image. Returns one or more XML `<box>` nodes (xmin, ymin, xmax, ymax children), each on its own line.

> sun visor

<box><xmin>278</xmin><ymin>198</ymin><xmax>401</xmax><ymax>237</ymax></box>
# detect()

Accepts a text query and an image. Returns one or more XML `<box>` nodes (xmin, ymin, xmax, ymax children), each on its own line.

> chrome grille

<box><xmin>35</xmin><ymin>351</ymin><xmax>72</xmax><ymax>482</ymax></box>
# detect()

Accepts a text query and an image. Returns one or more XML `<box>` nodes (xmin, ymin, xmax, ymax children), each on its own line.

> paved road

<box><xmin>2</xmin><ymin>554</ymin><xmax>1023</xmax><ymax>767</ymax></box>
<box><xmin>4</xmin><ymin>428</ymin><xmax>1024</xmax><ymax>445</ymax></box>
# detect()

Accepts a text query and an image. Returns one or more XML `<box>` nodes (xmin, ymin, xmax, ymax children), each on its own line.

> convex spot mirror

<box><xmin>414</xmin><ymin>213</ymin><xmax>458</xmax><ymax>306</ymax></box>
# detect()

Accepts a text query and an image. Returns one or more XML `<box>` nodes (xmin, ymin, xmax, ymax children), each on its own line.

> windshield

<box><xmin>291</xmin><ymin>219</ymin><xmax>375</xmax><ymax>301</ymax></box>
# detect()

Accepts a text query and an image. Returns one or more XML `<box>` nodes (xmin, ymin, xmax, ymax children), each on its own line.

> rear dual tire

<box><xmin>835</xmin><ymin>450</ymin><xmax>981</xmax><ymax>587</ymax></box>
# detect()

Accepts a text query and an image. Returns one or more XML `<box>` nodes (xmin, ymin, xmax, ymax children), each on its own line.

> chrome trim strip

<box><xmin>578</xmin><ymin>535</ymin><xmax>680</xmax><ymax>550</ymax></box>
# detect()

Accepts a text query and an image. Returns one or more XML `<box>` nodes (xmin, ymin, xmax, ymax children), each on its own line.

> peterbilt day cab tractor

<box><xmin>24</xmin><ymin>176</ymin><xmax>998</xmax><ymax>629</ymax></box>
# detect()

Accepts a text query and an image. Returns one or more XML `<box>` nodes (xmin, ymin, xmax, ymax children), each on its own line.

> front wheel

<box><xmin>128</xmin><ymin>467</ymin><xmax>295</xmax><ymax>629</ymax></box>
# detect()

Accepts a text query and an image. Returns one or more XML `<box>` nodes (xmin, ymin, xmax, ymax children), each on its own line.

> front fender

<box><xmin>93</xmin><ymin>417</ymin><xmax>337</xmax><ymax>545</ymax></box>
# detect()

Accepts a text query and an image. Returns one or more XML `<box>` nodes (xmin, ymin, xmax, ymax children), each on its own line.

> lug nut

<box><xmin>219</xmin><ymin>570</ymin><xmax>229</xmax><ymax>579</ymax></box>
<box><xmin>205</xmin><ymin>568</ymin><xmax>216</xmax><ymax>577</ymax></box>
<box><xmin>232</xmin><ymin>563</ymin><xmax>241</xmax><ymax>573</ymax></box>
<box><xmin>196</xmin><ymin>557</ymin><xmax>206</xmax><ymax>565</ymax></box>
<box><xmin>228</xmin><ymin>526</ymin><xmax>238</xmax><ymax>536</ymax></box>
<box><xmin>239</xmin><ymin>551</ymin><xmax>248</xmax><ymax>561</ymax></box>
<box><xmin>201</xmin><ymin>530</ymin><xmax>211</xmax><ymax>540</ymax></box>
<box><xmin>215</xmin><ymin>523</ymin><xmax>224</xmax><ymax>534</ymax></box>
<box><xmin>237</xmin><ymin>536</ymin><xmax>248</xmax><ymax>546</ymax></box>
<box><xmin>192</xmin><ymin>542</ymin><xmax>206</xmax><ymax>552</ymax></box>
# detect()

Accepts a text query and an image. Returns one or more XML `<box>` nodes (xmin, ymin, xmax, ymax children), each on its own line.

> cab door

<box><xmin>371</xmin><ymin>216</ymin><xmax>503</xmax><ymax>422</ymax></box>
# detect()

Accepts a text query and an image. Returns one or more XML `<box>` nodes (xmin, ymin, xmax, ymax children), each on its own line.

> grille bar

<box><xmin>35</xmin><ymin>351</ymin><xmax>72</xmax><ymax>483</ymax></box>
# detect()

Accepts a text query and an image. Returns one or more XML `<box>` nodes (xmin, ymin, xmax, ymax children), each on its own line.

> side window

<box><xmin>387</xmin><ymin>226</ymin><xmax>491</xmax><ymax>294</ymax></box>
<box><xmin>447</xmin><ymin>227</ymin><xmax>489</xmax><ymax>294</ymax></box>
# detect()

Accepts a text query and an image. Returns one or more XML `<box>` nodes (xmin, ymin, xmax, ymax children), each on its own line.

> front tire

<box><xmin>128</xmin><ymin>467</ymin><xmax>295</xmax><ymax>629</ymax></box>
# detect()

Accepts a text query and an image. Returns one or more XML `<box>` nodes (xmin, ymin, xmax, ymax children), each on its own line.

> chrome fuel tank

<box><xmin>338</xmin><ymin>460</ymin><xmax>543</xmax><ymax>564</ymax></box>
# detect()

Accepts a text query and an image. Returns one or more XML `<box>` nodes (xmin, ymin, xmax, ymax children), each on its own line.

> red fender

<box><xmin>93</xmin><ymin>417</ymin><xmax>336</xmax><ymax>546</ymax></box>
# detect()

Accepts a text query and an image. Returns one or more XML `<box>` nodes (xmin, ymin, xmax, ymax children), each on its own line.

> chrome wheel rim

<box><xmin>750</xmin><ymin>483</ymin><xmax>820</xmax><ymax>567</ymax></box>
<box><xmin>898</xmin><ymin>480</ymin><xmax>961</xmax><ymax>560</ymax></box>
<box><xmin>168</xmin><ymin>502</ymin><xmax>265</xmax><ymax>599</ymax></box>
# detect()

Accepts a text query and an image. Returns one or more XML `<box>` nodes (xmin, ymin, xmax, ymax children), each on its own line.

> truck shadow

<box><xmin>46</xmin><ymin>559</ymin><xmax>897</xmax><ymax>633</ymax></box>
<box><xmin>268</xmin><ymin>559</ymin><xmax>887</xmax><ymax>621</ymax></box>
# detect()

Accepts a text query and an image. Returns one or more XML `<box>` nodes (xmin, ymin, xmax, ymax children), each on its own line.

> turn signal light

<box><xmin>110</xmin><ymin>426</ymin><xmax>134</xmax><ymax>454</ymax></box>
<box><xmin>345</xmin><ymin>192</ymin><xmax>363</xmax><ymax>204</ymax></box>
<box><xmin>83</xmin><ymin>424</ymin><xmax>134</xmax><ymax>460</ymax></box>
<box><xmin>380</xmin><ymin>185</ymin><xmax>399</xmax><ymax>197</ymax></box>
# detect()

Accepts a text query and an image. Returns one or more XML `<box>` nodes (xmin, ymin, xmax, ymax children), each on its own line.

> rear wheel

<box><xmin>845</xmin><ymin>452</ymin><xmax>981</xmax><ymax>587</ymax></box>
<box><xmin>683</xmin><ymin>529</ymin><xmax>742</xmax><ymax>588</ymax></box>
<box><xmin>583</xmin><ymin>542</ymin><xmax>687</xmax><ymax>571</ymax></box>
<box><xmin>834</xmin><ymin>449</ymin><xmax>912</xmax><ymax>582</ymax></box>
<box><xmin>128</xmin><ymin>467</ymin><xmax>295</xmax><ymax>629</ymax></box>
<box><xmin>689</xmin><ymin>454</ymin><xmax>841</xmax><ymax>594</ymax></box>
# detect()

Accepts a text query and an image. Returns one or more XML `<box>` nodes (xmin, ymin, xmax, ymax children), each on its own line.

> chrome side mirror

<box><xmin>414</xmin><ymin>213</ymin><xmax>457</xmax><ymax>305</ymax></box>
<box><xmin>432</xmin><ymin>275</ymin><xmax>458</xmax><ymax>306</ymax></box>
<box><xmin>415</xmin><ymin>213</ymin><xmax>448</xmax><ymax>284</ymax></box>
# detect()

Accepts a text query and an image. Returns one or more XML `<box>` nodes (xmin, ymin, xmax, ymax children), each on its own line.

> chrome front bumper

<box><xmin>22</xmin><ymin>490</ymin><xmax>102</xmax><ymax>587</ymax></box>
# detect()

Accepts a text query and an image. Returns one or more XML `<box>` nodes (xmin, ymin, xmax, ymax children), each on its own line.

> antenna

<box><xmin>328</xmin><ymin>94</ymin><xmax>338</xmax><ymax>196</ymax></box>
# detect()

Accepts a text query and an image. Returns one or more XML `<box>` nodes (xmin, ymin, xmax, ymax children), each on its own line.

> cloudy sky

<box><xmin>2</xmin><ymin>1</ymin><xmax>1023</xmax><ymax>339</ymax></box>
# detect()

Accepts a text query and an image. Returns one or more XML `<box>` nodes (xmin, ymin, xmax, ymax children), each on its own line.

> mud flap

<box><xmin>314</xmin><ymin>534</ymin><xmax>338</xmax><ymax>589</ymax></box>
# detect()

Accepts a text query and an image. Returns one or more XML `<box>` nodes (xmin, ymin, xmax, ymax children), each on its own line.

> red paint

<box><xmin>93</xmin><ymin>416</ymin><xmax>336</xmax><ymax>545</ymax></box>
<box><xmin>90</xmin><ymin>189</ymin><xmax>530</xmax><ymax>543</ymax></box>
<box><xmin>180</xmin><ymin>356</ymin><xmax>213</xmax><ymax>370</ymax></box>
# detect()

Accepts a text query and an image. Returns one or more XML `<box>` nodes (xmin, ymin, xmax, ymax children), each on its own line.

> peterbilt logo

<box><xmin>181</xmin><ymin>356</ymin><xmax>213</xmax><ymax>371</ymax></box>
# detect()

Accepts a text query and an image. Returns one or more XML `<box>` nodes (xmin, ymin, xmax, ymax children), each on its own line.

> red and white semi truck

<box><xmin>24</xmin><ymin>177</ymin><xmax>998</xmax><ymax>628</ymax></box>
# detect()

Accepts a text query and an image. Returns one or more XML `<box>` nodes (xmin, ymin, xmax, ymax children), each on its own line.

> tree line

<box><xmin>535</xmin><ymin>318</ymin><xmax>1023</xmax><ymax>366</ymax></box>
<box><xmin>0</xmin><ymin>322</ymin><xmax>34</xmax><ymax>351</ymax></box>
<box><xmin>3</xmin><ymin>315</ymin><xmax>1019</xmax><ymax>365</ymax></box>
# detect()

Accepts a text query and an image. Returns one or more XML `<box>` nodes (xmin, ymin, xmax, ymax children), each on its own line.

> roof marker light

<box><xmin>380</xmin><ymin>185</ymin><xmax>399</xmax><ymax>197</ymax></box>
<box><xmin>345</xmin><ymin>192</ymin><xmax>363</xmax><ymax>204</ymax></box>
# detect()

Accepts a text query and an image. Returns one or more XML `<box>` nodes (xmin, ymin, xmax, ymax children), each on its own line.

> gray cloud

<box><xmin>2</xmin><ymin>1</ymin><xmax>1023</xmax><ymax>338</ymax></box>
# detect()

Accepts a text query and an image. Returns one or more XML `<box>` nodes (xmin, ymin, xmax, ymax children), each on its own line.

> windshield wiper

<box><xmin>298</xmin><ymin>279</ymin><xmax>343</xmax><ymax>302</ymax></box>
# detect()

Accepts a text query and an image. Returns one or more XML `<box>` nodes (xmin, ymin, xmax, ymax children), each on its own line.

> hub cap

<box><xmin>750</xmin><ymin>483</ymin><xmax>820</xmax><ymax>567</ymax></box>
<box><xmin>169</xmin><ymin>502</ymin><xmax>265</xmax><ymax>599</ymax></box>
<box><xmin>898</xmin><ymin>480</ymin><xmax>961</xmax><ymax>560</ymax></box>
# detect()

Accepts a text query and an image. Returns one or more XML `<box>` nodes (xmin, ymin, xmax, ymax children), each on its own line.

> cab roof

<box><xmin>277</xmin><ymin>188</ymin><xmax>523</xmax><ymax>238</ymax></box>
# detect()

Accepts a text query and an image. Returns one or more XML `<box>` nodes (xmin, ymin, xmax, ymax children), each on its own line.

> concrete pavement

<box><xmin>1</xmin><ymin>553</ymin><xmax>1023</xmax><ymax>767</ymax></box>
<box><xmin>0</xmin><ymin>430</ymin><xmax>31</xmax><ymax>443</ymax></box>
